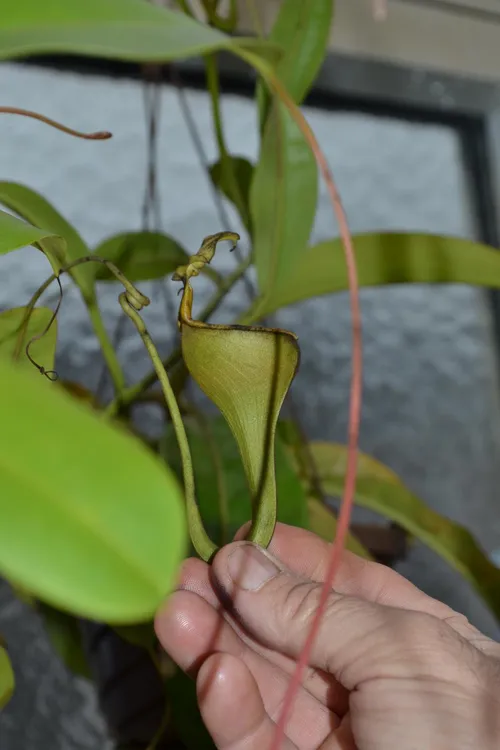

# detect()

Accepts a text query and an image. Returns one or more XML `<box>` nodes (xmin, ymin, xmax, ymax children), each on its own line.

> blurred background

<box><xmin>2</xmin><ymin>0</ymin><xmax>500</xmax><ymax>747</ymax></box>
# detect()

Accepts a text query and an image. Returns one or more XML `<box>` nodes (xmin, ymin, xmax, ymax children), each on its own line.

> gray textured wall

<box><xmin>1</xmin><ymin>61</ymin><xmax>500</xmax><ymax>748</ymax></box>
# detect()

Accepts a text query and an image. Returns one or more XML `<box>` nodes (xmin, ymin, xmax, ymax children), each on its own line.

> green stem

<box><xmin>173</xmin><ymin>0</ymin><xmax>193</xmax><ymax>15</ymax></box>
<box><xmin>105</xmin><ymin>255</ymin><xmax>254</xmax><ymax>416</ymax></box>
<box><xmin>119</xmin><ymin>292</ymin><xmax>217</xmax><ymax>563</ymax></box>
<box><xmin>205</xmin><ymin>54</ymin><xmax>251</xmax><ymax>231</ymax></box>
<box><xmin>245</xmin><ymin>0</ymin><xmax>264</xmax><ymax>37</ymax></box>
<box><xmin>86</xmin><ymin>295</ymin><xmax>125</xmax><ymax>394</ymax></box>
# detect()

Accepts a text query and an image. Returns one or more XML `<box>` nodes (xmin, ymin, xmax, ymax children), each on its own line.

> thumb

<box><xmin>211</xmin><ymin>541</ymin><xmax>470</xmax><ymax>691</ymax></box>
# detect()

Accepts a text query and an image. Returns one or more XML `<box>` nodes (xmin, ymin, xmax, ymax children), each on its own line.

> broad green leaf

<box><xmin>179</xmin><ymin>281</ymin><xmax>300</xmax><ymax>547</ymax></box>
<box><xmin>93</xmin><ymin>231</ymin><xmax>189</xmax><ymax>283</ymax></box>
<box><xmin>0</xmin><ymin>639</ymin><xmax>14</xmax><ymax>709</ymax></box>
<box><xmin>250</xmin><ymin>100</ymin><xmax>317</xmax><ymax>297</ymax></box>
<box><xmin>0</xmin><ymin>182</ymin><xmax>93</xmax><ymax>298</ymax></box>
<box><xmin>251</xmin><ymin>232</ymin><xmax>500</xmax><ymax>318</ymax></box>
<box><xmin>209</xmin><ymin>156</ymin><xmax>254</xmax><ymax>234</ymax></box>
<box><xmin>307</xmin><ymin>496</ymin><xmax>372</xmax><ymax>561</ymax></box>
<box><xmin>38</xmin><ymin>603</ymin><xmax>91</xmax><ymax>678</ymax></box>
<box><xmin>0</xmin><ymin>0</ymin><xmax>279</xmax><ymax>64</ymax></box>
<box><xmin>298</xmin><ymin>442</ymin><xmax>500</xmax><ymax>622</ymax></box>
<box><xmin>163</xmin><ymin>417</ymin><xmax>309</xmax><ymax>545</ymax></box>
<box><xmin>258</xmin><ymin>0</ymin><xmax>334</xmax><ymax>125</ymax></box>
<box><xmin>167</xmin><ymin>668</ymin><xmax>215</xmax><ymax>750</ymax></box>
<box><xmin>0</xmin><ymin>208</ymin><xmax>66</xmax><ymax>275</ymax></box>
<box><xmin>0</xmin><ymin>358</ymin><xmax>186</xmax><ymax>623</ymax></box>
<box><xmin>0</xmin><ymin>306</ymin><xmax>57</xmax><ymax>374</ymax></box>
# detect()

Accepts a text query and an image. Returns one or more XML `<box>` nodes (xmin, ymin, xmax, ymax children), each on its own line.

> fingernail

<box><xmin>227</xmin><ymin>543</ymin><xmax>280</xmax><ymax>590</ymax></box>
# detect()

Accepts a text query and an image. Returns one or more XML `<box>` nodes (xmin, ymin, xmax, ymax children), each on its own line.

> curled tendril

<box><xmin>24</xmin><ymin>275</ymin><xmax>64</xmax><ymax>381</ymax></box>
<box><xmin>172</xmin><ymin>231</ymin><xmax>240</xmax><ymax>283</ymax></box>
<box><xmin>0</xmin><ymin>106</ymin><xmax>112</xmax><ymax>140</ymax></box>
<box><xmin>19</xmin><ymin>257</ymin><xmax>150</xmax><ymax>382</ymax></box>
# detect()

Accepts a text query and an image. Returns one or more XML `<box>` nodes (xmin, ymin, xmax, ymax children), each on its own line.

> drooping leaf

<box><xmin>0</xmin><ymin>0</ymin><xmax>280</xmax><ymax>64</ymax></box>
<box><xmin>166</xmin><ymin>668</ymin><xmax>215</xmax><ymax>750</ymax></box>
<box><xmin>0</xmin><ymin>208</ymin><xmax>66</xmax><ymax>275</ymax></box>
<box><xmin>294</xmin><ymin>441</ymin><xmax>500</xmax><ymax>622</ymax></box>
<box><xmin>296</xmin><ymin>440</ymin><xmax>404</xmax><ymax>487</ymax></box>
<box><xmin>38</xmin><ymin>603</ymin><xmax>91</xmax><ymax>678</ymax></box>
<box><xmin>0</xmin><ymin>358</ymin><xmax>186</xmax><ymax>623</ymax></box>
<box><xmin>307</xmin><ymin>496</ymin><xmax>372</xmax><ymax>560</ymax></box>
<box><xmin>0</xmin><ymin>182</ymin><xmax>93</xmax><ymax>298</ymax></box>
<box><xmin>93</xmin><ymin>231</ymin><xmax>189</xmax><ymax>283</ymax></box>
<box><xmin>277</xmin><ymin>421</ymin><xmax>371</xmax><ymax>559</ymax></box>
<box><xmin>163</xmin><ymin>416</ymin><xmax>309</xmax><ymax>545</ymax></box>
<box><xmin>0</xmin><ymin>639</ymin><xmax>14</xmax><ymax>709</ymax></box>
<box><xmin>209</xmin><ymin>156</ymin><xmax>254</xmax><ymax>233</ymax></box>
<box><xmin>0</xmin><ymin>306</ymin><xmax>57</xmax><ymax>374</ymax></box>
<box><xmin>250</xmin><ymin>100</ymin><xmax>317</xmax><ymax>297</ymax></box>
<box><xmin>258</xmin><ymin>0</ymin><xmax>334</xmax><ymax>125</ymax></box>
<box><xmin>179</xmin><ymin>282</ymin><xmax>300</xmax><ymax>546</ymax></box>
<box><xmin>250</xmin><ymin>232</ymin><xmax>500</xmax><ymax>318</ymax></box>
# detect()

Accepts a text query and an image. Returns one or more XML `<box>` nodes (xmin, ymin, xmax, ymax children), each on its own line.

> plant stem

<box><xmin>205</xmin><ymin>54</ymin><xmax>250</xmax><ymax>230</ymax></box>
<box><xmin>105</xmin><ymin>255</ymin><xmax>254</xmax><ymax>416</ymax></box>
<box><xmin>245</xmin><ymin>0</ymin><xmax>264</xmax><ymax>37</ymax></box>
<box><xmin>237</xmin><ymin>52</ymin><xmax>363</xmax><ymax>750</ymax></box>
<box><xmin>119</xmin><ymin>291</ymin><xmax>217</xmax><ymax>563</ymax></box>
<box><xmin>86</xmin><ymin>296</ymin><xmax>126</xmax><ymax>394</ymax></box>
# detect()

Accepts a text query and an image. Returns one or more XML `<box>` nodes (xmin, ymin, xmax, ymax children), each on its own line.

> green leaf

<box><xmin>0</xmin><ymin>208</ymin><xmax>66</xmax><ymax>275</ymax></box>
<box><xmin>93</xmin><ymin>231</ymin><xmax>189</xmax><ymax>283</ymax></box>
<box><xmin>277</xmin><ymin>421</ymin><xmax>372</xmax><ymax>559</ymax></box>
<box><xmin>38</xmin><ymin>603</ymin><xmax>91</xmax><ymax>678</ymax></box>
<box><xmin>163</xmin><ymin>417</ymin><xmax>309</xmax><ymax>545</ymax></box>
<box><xmin>250</xmin><ymin>100</ymin><xmax>317</xmax><ymax>297</ymax></box>
<box><xmin>300</xmin><ymin>442</ymin><xmax>500</xmax><ymax>622</ymax></box>
<box><xmin>0</xmin><ymin>306</ymin><xmax>57</xmax><ymax>374</ymax></box>
<box><xmin>0</xmin><ymin>0</ymin><xmax>279</xmax><ymax>64</ymax></box>
<box><xmin>0</xmin><ymin>182</ymin><xmax>93</xmax><ymax>298</ymax></box>
<box><xmin>307</xmin><ymin>496</ymin><xmax>372</xmax><ymax>561</ymax></box>
<box><xmin>166</xmin><ymin>668</ymin><xmax>215</xmax><ymax>750</ymax></box>
<box><xmin>0</xmin><ymin>358</ymin><xmax>186</xmax><ymax>623</ymax></box>
<box><xmin>0</xmin><ymin>639</ymin><xmax>14</xmax><ymax>709</ymax></box>
<box><xmin>251</xmin><ymin>232</ymin><xmax>500</xmax><ymax>318</ymax></box>
<box><xmin>258</xmin><ymin>0</ymin><xmax>334</xmax><ymax>125</ymax></box>
<box><xmin>209</xmin><ymin>156</ymin><xmax>254</xmax><ymax>233</ymax></box>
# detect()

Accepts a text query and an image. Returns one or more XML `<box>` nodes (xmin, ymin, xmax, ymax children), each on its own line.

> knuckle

<box><xmin>280</xmin><ymin>578</ymin><xmax>322</xmax><ymax>629</ymax></box>
<box><xmin>397</xmin><ymin>610</ymin><xmax>479</xmax><ymax>680</ymax></box>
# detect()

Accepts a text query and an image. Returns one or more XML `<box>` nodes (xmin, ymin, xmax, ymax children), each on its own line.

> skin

<box><xmin>155</xmin><ymin>522</ymin><xmax>500</xmax><ymax>750</ymax></box>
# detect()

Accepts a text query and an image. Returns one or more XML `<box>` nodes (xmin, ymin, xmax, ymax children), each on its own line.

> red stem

<box><xmin>269</xmin><ymin>96</ymin><xmax>363</xmax><ymax>749</ymax></box>
<box><xmin>0</xmin><ymin>106</ymin><xmax>111</xmax><ymax>139</ymax></box>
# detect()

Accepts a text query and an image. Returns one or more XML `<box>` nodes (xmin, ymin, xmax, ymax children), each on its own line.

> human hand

<box><xmin>155</xmin><ymin>523</ymin><xmax>500</xmax><ymax>749</ymax></box>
